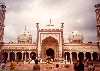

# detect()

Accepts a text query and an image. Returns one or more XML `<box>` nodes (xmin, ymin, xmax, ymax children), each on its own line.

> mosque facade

<box><xmin>0</xmin><ymin>3</ymin><xmax>100</xmax><ymax>62</ymax></box>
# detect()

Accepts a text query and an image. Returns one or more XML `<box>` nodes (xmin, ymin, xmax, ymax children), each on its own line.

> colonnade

<box><xmin>3</xmin><ymin>51</ymin><xmax>36</xmax><ymax>61</ymax></box>
<box><xmin>64</xmin><ymin>52</ymin><xmax>99</xmax><ymax>62</ymax></box>
<box><xmin>2</xmin><ymin>51</ymin><xmax>99</xmax><ymax>62</ymax></box>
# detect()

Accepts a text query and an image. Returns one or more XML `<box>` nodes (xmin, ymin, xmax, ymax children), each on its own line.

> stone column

<box><xmin>56</xmin><ymin>47</ymin><xmax>59</xmax><ymax>60</ymax></box>
<box><xmin>7</xmin><ymin>52</ymin><xmax>10</xmax><ymax>60</ymax></box>
<box><xmin>70</xmin><ymin>52</ymin><xmax>72</xmax><ymax>63</ymax></box>
<box><xmin>22</xmin><ymin>52</ymin><xmax>23</xmax><ymax>60</ymax></box>
<box><xmin>29</xmin><ymin>52</ymin><xmax>31</xmax><ymax>59</ymax></box>
<box><xmin>25</xmin><ymin>52</ymin><xmax>26</xmax><ymax>60</ymax></box>
<box><xmin>76</xmin><ymin>52</ymin><xmax>79</xmax><ymax>60</ymax></box>
<box><xmin>66</xmin><ymin>54</ymin><xmax>67</xmax><ymax>63</ymax></box>
<box><xmin>56</xmin><ymin>47</ymin><xmax>57</xmax><ymax>60</ymax></box>
<box><xmin>91</xmin><ymin>52</ymin><xmax>93</xmax><ymax>60</ymax></box>
<box><xmin>15</xmin><ymin>52</ymin><xmax>17</xmax><ymax>60</ymax></box>
<box><xmin>84</xmin><ymin>52</ymin><xmax>86</xmax><ymax>60</ymax></box>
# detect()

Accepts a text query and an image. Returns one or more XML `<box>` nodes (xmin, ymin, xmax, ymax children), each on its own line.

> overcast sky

<box><xmin>0</xmin><ymin>0</ymin><xmax>99</xmax><ymax>43</ymax></box>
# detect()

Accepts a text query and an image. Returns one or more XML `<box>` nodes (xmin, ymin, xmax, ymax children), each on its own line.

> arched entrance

<box><xmin>3</xmin><ymin>52</ymin><xmax>8</xmax><ymax>61</ymax></box>
<box><xmin>23</xmin><ymin>52</ymin><xmax>29</xmax><ymax>60</ymax></box>
<box><xmin>46</xmin><ymin>48</ymin><xmax>54</xmax><ymax>59</ymax></box>
<box><xmin>93</xmin><ymin>52</ymin><xmax>98</xmax><ymax>60</ymax></box>
<box><xmin>17</xmin><ymin>52</ymin><xmax>22</xmax><ymax>60</ymax></box>
<box><xmin>78</xmin><ymin>52</ymin><xmax>84</xmax><ymax>61</ymax></box>
<box><xmin>10</xmin><ymin>52</ymin><xmax>15</xmax><ymax>61</ymax></box>
<box><xmin>41</xmin><ymin>36</ymin><xmax>59</xmax><ymax>61</ymax></box>
<box><xmin>30</xmin><ymin>52</ymin><xmax>36</xmax><ymax>60</ymax></box>
<box><xmin>72</xmin><ymin>52</ymin><xmax>77</xmax><ymax>62</ymax></box>
<box><xmin>64</xmin><ymin>52</ymin><xmax>70</xmax><ymax>62</ymax></box>
<box><xmin>86</xmin><ymin>52</ymin><xmax>91</xmax><ymax>60</ymax></box>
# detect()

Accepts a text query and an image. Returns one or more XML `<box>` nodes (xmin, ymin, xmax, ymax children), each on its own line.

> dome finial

<box><xmin>75</xmin><ymin>27</ymin><xmax>77</xmax><ymax>30</ymax></box>
<box><xmin>25</xmin><ymin>26</ymin><xmax>26</xmax><ymax>32</ymax></box>
<box><xmin>47</xmin><ymin>19</ymin><xmax>54</xmax><ymax>28</ymax></box>
<box><xmin>50</xmin><ymin>19</ymin><xmax>51</xmax><ymax>24</ymax></box>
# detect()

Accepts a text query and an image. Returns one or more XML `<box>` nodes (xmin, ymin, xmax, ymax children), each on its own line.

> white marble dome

<box><xmin>17</xmin><ymin>28</ymin><xmax>32</xmax><ymax>43</ymax></box>
<box><xmin>68</xmin><ymin>30</ymin><xmax>84</xmax><ymax>43</ymax></box>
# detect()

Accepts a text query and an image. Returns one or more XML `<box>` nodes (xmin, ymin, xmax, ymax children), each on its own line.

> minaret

<box><xmin>95</xmin><ymin>4</ymin><xmax>100</xmax><ymax>42</ymax></box>
<box><xmin>94</xmin><ymin>3</ymin><xmax>100</xmax><ymax>48</ymax></box>
<box><xmin>0</xmin><ymin>3</ymin><xmax>6</xmax><ymax>44</ymax></box>
<box><xmin>0</xmin><ymin>3</ymin><xmax>6</xmax><ymax>60</ymax></box>
<box><xmin>36</xmin><ymin>23</ymin><xmax>39</xmax><ymax>57</ymax></box>
<box><xmin>95</xmin><ymin>3</ymin><xmax>100</xmax><ymax>41</ymax></box>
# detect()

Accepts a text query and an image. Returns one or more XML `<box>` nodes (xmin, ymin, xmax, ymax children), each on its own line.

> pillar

<box><xmin>25</xmin><ymin>52</ymin><xmax>26</xmax><ymax>60</ymax></box>
<box><xmin>22</xmin><ymin>52</ymin><xmax>23</xmax><ymax>60</ymax></box>
<box><xmin>66</xmin><ymin>54</ymin><xmax>67</xmax><ymax>63</ymax></box>
<box><xmin>76</xmin><ymin>52</ymin><xmax>79</xmax><ymax>60</ymax></box>
<box><xmin>15</xmin><ymin>52</ymin><xmax>17</xmax><ymax>60</ymax></box>
<box><xmin>7</xmin><ymin>52</ymin><xmax>10</xmax><ymax>60</ymax></box>
<box><xmin>29</xmin><ymin>52</ymin><xmax>31</xmax><ymax>59</ymax></box>
<box><xmin>70</xmin><ymin>52</ymin><xmax>72</xmax><ymax>63</ymax></box>
<box><xmin>84</xmin><ymin>52</ymin><xmax>86</xmax><ymax>60</ymax></box>
<box><xmin>91</xmin><ymin>52</ymin><xmax>93</xmax><ymax>60</ymax></box>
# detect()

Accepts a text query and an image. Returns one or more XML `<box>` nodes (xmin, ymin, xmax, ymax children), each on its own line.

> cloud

<box><xmin>0</xmin><ymin>0</ymin><xmax>99</xmax><ymax>43</ymax></box>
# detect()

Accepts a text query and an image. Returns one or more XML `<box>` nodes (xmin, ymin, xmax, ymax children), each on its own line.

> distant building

<box><xmin>0</xmin><ymin>3</ymin><xmax>100</xmax><ymax>62</ymax></box>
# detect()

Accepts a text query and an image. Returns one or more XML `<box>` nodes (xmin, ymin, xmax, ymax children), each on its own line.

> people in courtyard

<box><xmin>28</xmin><ymin>58</ymin><xmax>31</xmax><ymax>64</ymax></box>
<box><xmin>10</xmin><ymin>59</ymin><xmax>17</xmax><ymax>70</ymax></box>
<box><xmin>88</xmin><ymin>63</ymin><xmax>95</xmax><ymax>71</ymax></box>
<box><xmin>51</xmin><ymin>58</ymin><xmax>53</xmax><ymax>63</ymax></box>
<box><xmin>86</xmin><ymin>59</ymin><xmax>89</xmax><ymax>66</ymax></box>
<box><xmin>77</xmin><ymin>60</ymin><xmax>84</xmax><ymax>71</ymax></box>
<box><xmin>53</xmin><ymin>64</ymin><xmax>59</xmax><ymax>71</ymax></box>
<box><xmin>74</xmin><ymin>62</ymin><xmax>78</xmax><ymax>71</ymax></box>
<box><xmin>1</xmin><ymin>60</ymin><xmax>7</xmax><ymax>70</ymax></box>
<box><xmin>33</xmin><ymin>59</ymin><xmax>40</xmax><ymax>70</ymax></box>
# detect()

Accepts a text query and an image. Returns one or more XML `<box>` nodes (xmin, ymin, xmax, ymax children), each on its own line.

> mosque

<box><xmin>0</xmin><ymin>3</ymin><xmax>100</xmax><ymax>62</ymax></box>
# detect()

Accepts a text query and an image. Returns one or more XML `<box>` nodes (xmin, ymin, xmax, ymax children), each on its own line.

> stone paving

<box><xmin>0</xmin><ymin>62</ymin><xmax>100</xmax><ymax>71</ymax></box>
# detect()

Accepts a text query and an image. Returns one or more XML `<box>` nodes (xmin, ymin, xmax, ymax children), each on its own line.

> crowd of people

<box><xmin>74</xmin><ymin>60</ymin><xmax>95</xmax><ymax>71</ymax></box>
<box><xmin>0</xmin><ymin>58</ymin><xmax>96</xmax><ymax>71</ymax></box>
<box><xmin>0</xmin><ymin>59</ymin><xmax>7</xmax><ymax>70</ymax></box>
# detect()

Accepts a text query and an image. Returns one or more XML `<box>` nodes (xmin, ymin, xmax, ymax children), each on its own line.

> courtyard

<box><xmin>0</xmin><ymin>61</ymin><xmax>100</xmax><ymax>71</ymax></box>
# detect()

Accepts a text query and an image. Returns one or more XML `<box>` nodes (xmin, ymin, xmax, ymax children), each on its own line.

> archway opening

<box><xmin>3</xmin><ymin>52</ymin><xmax>8</xmax><ymax>61</ymax></box>
<box><xmin>72</xmin><ymin>52</ymin><xmax>77</xmax><ymax>62</ymax></box>
<box><xmin>17</xmin><ymin>52</ymin><xmax>22</xmax><ymax>60</ymax></box>
<box><xmin>10</xmin><ymin>52</ymin><xmax>15</xmax><ymax>61</ymax></box>
<box><xmin>23</xmin><ymin>52</ymin><xmax>29</xmax><ymax>60</ymax></box>
<box><xmin>41</xmin><ymin>36</ymin><xmax>58</xmax><ymax>60</ymax></box>
<box><xmin>86</xmin><ymin>52</ymin><xmax>91</xmax><ymax>60</ymax></box>
<box><xmin>30</xmin><ymin>52</ymin><xmax>36</xmax><ymax>60</ymax></box>
<box><xmin>64</xmin><ymin>52</ymin><xmax>70</xmax><ymax>62</ymax></box>
<box><xmin>46</xmin><ymin>48</ymin><xmax>54</xmax><ymax>59</ymax></box>
<box><xmin>93</xmin><ymin>52</ymin><xmax>98</xmax><ymax>60</ymax></box>
<box><xmin>78</xmin><ymin>52</ymin><xmax>84</xmax><ymax>61</ymax></box>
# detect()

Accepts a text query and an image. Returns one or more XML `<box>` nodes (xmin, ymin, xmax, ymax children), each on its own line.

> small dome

<box><xmin>68</xmin><ymin>30</ymin><xmax>84</xmax><ymax>43</ymax></box>
<box><xmin>17</xmin><ymin>27</ymin><xmax>32</xmax><ymax>43</ymax></box>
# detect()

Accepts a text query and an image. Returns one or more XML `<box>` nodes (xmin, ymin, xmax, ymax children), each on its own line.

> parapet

<box><xmin>38</xmin><ymin>29</ymin><xmax>62</xmax><ymax>32</ymax></box>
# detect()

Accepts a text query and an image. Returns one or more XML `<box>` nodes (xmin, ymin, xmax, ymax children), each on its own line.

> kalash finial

<box><xmin>50</xmin><ymin>19</ymin><xmax>51</xmax><ymax>24</ymax></box>
<box><xmin>24</xmin><ymin>26</ymin><xmax>27</xmax><ymax>33</ymax></box>
<box><xmin>75</xmin><ymin>27</ymin><xmax>76</xmax><ymax>30</ymax></box>
<box><xmin>0</xmin><ymin>2</ymin><xmax>6</xmax><ymax>11</ymax></box>
<box><xmin>61</xmin><ymin>23</ymin><xmax>64</xmax><ymax>29</ymax></box>
<box><xmin>47</xmin><ymin>19</ymin><xmax>54</xmax><ymax>28</ymax></box>
<box><xmin>94</xmin><ymin>3</ymin><xmax>100</xmax><ymax>8</ymax></box>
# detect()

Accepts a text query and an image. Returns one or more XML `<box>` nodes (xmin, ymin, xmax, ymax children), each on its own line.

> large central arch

<box><xmin>41</xmin><ymin>36</ymin><xmax>59</xmax><ymax>61</ymax></box>
<box><xmin>46</xmin><ymin>48</ymin><xmax>54</xmax><ymax>59</ymax></box>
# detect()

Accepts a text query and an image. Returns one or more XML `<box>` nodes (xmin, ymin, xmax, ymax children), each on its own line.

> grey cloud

<box><xmin>40</xmin><ymin>0</ymin><xmax>66</xmax><ymax>6</ymax></box>
<box><xmin>1</xmin><ymin>0</ymin><xmax>99</xmax><ymax>43</ymax></box>
<box><xmin>0</xmin><ymin>0</ymin><xmax>35</xmax><ymax>13</ymax></box>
